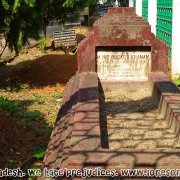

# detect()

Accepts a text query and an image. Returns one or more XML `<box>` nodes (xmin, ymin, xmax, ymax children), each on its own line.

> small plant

<box><xmin>33</xmin><ymin>151</ymin><xmax>46</xmax><ymax>159</ymax></box>
<box><xmin>32</xmin><ymin>145</ymin><xmax>46</xmax><ymax>159</ymax></box>
<box><xmin>5</xmin><ymin>86</ymin><xmax>11</xmax><ymax>92</ymax></box>
<box><xmin>20</xmin><ymin>83</ymin><xmax>29</xmax><ymax>91</ymax></box>
<box><xmin>44</xmin><ymin>125</ymin><xmax>53</xmax><ymax>134</ymax></box>
<box><xmin>32</xmin><ymin>94</ymin><xmax>44</xmax><ymax>104</ymax></box>
<box><xmin>173</xmin><ymin>74</ymin><xmax>180</xmax><ymax>87</ymax></box>
<box><xmin>39</xmin><ymin>38</ymin><xmax>47</xmax><ymax>52</ymax></box>
<box><xmin>33</xmin><ymin>127</ymin><xmax>40</xmax><ymax>137</ymax></box>
<box><xmin>7</xmin><ymin>159</ymin><xmax>17</xmax><ymax>164</ymax></box>
<box><xmin>52</xmin><ymin>93</ymin><xmax>63</xmax><ymax>99</ymax></box>
<box><xmin>24</xmin><ymin>110</ymin><xmax>43</xmax><ymax>120</ymax></box>
<box><xmin>28</xmin><ymin>177</ymin><xmax>36</xmax><ymax>180</ymax></box>
<box><xmin>104</xmin><ymin>87</ymin><xmax>111</xmax><ymax>92</ymax></box>
<box><xmin>23</xmin><ymin>120</ymin><xmax>32</xmax><ymax>128</ymax></box>
<box><xmin>0</xmin><ymin>97</ymin><xmax>20</xmax><ymax>115</ymax></box>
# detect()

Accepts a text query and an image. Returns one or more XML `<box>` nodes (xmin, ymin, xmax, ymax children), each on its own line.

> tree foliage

<box><xmin>0</xmin><ymin>0</ymin><xmax>128</xmax><ymax>56</ymax></box>
<box><xmin>120</xmin><ymin>0</ymin><xmax>128</xmax><ymax>7</ymax></box>
<box><xmin>45</xmin><ymin>0</ymin><xmax>97</xmax><ymax>24</ymax></box>
<box><xmin>0</xmin><ymin>0</ymin><xmax>96</xmax><ymax>56</ymax></box>
<box><xmin>0</xmin><ymin>0</ymin><xmax>51</xmax><ymax>55</ymax></box>
<box><xmin>105</xmin><ymin>0</ymin><xmax>128</xmax><ymax>6</ymax></box>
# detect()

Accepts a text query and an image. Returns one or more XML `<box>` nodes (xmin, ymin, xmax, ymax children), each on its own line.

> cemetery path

<box><xmin>100</xmin><ymin>88</ymin><xmax>180</xmax><ymax>151</ymax></box>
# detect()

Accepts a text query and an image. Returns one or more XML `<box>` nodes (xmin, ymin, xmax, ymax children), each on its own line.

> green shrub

<box><xmin>39</xmin><ymin>38</ymin><xmax>47</xmax><ymax>51</ymax></box>
<box><xmin>32</xmin><ymin>145</ymin><xmax>46</xmax><ymax>159</ymax></box>
<box><xmin>20</xmin><ymin>83</ymin><xmax>29</xmax><ymax>91</ymax></box>
<box><xmin>173</xmin><ymin>74</ymin><xmax>180</xmax><ymax>87</ymax></box>
<box><xmin>0</xmin><ymin>97</ymin><xmax>19</xmax><ymax>115</ymax></box>
<box><xmin>24</xmin><ymin>110</ymin><xmax>43</xmax><ymax>120</ymax></box>
<box><xmin>32</xmin><ymin>94</ymin><xmax>44</xmax><ymax>104</ymax></box>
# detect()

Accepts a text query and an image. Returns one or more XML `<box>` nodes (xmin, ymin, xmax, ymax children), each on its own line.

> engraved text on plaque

<box><xmin>97</xmin><ymin>51</ymin><xmax>151</xmax><ymax>81</ymax></box>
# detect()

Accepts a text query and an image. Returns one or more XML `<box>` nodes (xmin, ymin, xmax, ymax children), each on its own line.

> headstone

<box><xmin>97</xmin><ymin>50</ymin><xmax>151</xmax><ymax>81</ymax></box>
<box><xmin>77</xmin><ymin>7</ymin><xmax>168</xmax><ymax>82</ymax></box>
<box><xmin>64</xmin><ymin>13</ymin><xmax>81</xmax><ymax>27</ymax></box>
<box><xmin>46</xmin><ymin>20</ymin><xmax>62</xmax><ymax>37</ymax></box>
<box><xmin>80</xmin><ymin>7</ymin><xmax>90</xmax><ymax>26</ymax></box>
<box><xmin>53</xmin><ymin>30</ymin><xmax>77</xmax><ymax>49</ymax></box>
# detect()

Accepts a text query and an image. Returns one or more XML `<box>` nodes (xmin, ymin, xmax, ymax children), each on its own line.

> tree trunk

<box><xmin>0</xmin><ymin>33</ymin><xmax>8</xmax><ymax>58</ymax></box>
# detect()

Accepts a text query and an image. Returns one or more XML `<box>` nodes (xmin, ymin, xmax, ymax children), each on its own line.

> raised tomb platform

<box><xmin>39</xmin><ymin>8</ymin><xmax>180</xmax><ymax>179</ymax></box>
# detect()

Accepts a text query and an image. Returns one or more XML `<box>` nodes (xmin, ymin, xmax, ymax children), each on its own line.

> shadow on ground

<box><xmin>0</xmin><ymin>54</ymin><xmax>77</xmax><ymax>90</ymax></box>
<box><xmin>0</xmin><ymin>98</ymin><xmax>52</xmax><ymax>170</ymax></box>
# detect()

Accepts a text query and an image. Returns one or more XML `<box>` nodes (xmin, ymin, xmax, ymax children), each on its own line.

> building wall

<box><xmin>131</xmin><ymin>0</ymin><xmax>180</xmax><ymax>76</ymax></box>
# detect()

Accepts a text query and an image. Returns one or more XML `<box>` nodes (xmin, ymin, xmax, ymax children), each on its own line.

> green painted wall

<box><xmin>142</xmin><ymin>0</ymin><xmax>148</xmax><ymax>21</ymax></box>
<box><xmin>156</xmin><ymin>0</ymin><xmax>173</xmax><ymax>57</ymax></box>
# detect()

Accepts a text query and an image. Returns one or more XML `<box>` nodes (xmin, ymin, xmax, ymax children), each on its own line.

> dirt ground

<box><xmin>0</xmin><ymin>26</ymin><xmax>91</xmax><ymax>172</ymax></box>
<box><xmin>0</xmin><ymin>54</ymin><xmax>77</xmax><ymax>170</ymax></box>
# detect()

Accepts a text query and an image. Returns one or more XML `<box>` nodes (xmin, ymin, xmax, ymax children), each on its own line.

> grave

<box><xmin>53</xmin><ymin>29</ymin><xmax>77</xmax><ymax>53</ymax></box>
<box><xmin>39</xmin><ymin>8</ymin><xmax>180</xmax><ymax>179</ymax></box>
<box><xmin>64</xmin><ymin>13</ymin><xmax>81</xmax><ymax>28</ymax></box>
<box><xmin>46</xmin><ymin>20</ymin><xmax>62</xmax><ymax>37</ymax></box>
<box><xmin>80</xmin><ymin>7</ymin><xmax>90</xmax><ymax>26</ymax></box>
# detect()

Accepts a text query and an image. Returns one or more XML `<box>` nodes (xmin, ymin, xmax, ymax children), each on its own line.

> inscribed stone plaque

<box><xmin>97</xmin><ymin>51</ymin><xmax>151</xmax><ymax>81</ymax></box>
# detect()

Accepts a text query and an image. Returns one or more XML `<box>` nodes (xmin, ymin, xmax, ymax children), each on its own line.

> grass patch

<box><xmin>0</xmin><ymin>85</ymin><xmax>64</xmax><ymax>169</ymax></box>
<box><xmin>20</xmin><ymin>83</ymin><xmax>29</xmax><ymax>91</ymax></box>
<box><xmin>0</xmin><ymin>97</ymin><xmax>20</xmax><ymax>116</ymax></box>
<box><xmin>32</xmin><ymin>94</ymin><xmax>45</xmax><ymax>104</ymax></box>
<box><xmin>173</xmin><ymin>74</ymin><xmax>180</xmax><ymax>87</ymax></box>
<box><xmin>24</xmin><ymin>110</ymin><xmax>43</xmax><ymax>120</ymax></box>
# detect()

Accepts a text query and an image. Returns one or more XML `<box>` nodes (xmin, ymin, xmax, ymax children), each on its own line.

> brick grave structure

<box><xmin>39</xmin><ymin>8</ymin><xmax>180</xmax><ymax>179</ymax></box>
<box><xmin>77</xmin><ymin>7</ymin><xmax>168</xmax><ymax>74</ymax></box>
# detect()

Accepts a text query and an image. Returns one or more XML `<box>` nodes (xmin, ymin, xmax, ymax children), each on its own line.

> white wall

<box><xmin>148</xmin><ymin>0</ymin><xmax>157</xmax><ymax>35</ymax></box>
<box><xmin>172</xmin><ymin>0</ymin><xmax>180</xmax><ymax>76</ymax></box>
<box><xmin>136</xmin><ymin>0</ymin><xmax>142</xmax><ymax>16</ymax></box>
<box><xmin>129</xmin><ymin>0</ymin><xmax>134</xmax><ymax>7</ymax></box>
